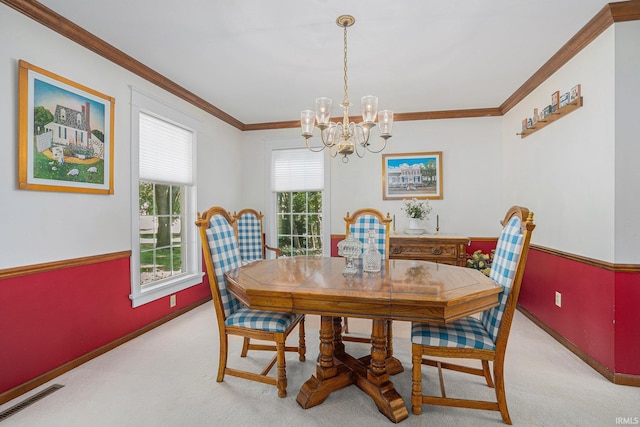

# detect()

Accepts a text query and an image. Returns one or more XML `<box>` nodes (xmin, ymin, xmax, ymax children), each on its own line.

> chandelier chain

<box><xmin>343</xmin><ymin>23</ymin><xmax>349</xmax><ymax>106</ymax></box>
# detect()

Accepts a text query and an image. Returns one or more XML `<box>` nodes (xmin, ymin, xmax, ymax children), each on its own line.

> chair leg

<box><xmin>343</xmin><ymin>316</ymin><xmax>349</xmax><ymax>334</ymax></box>
<box><xmin>493</xmin><ymin>359</ymin><xmax>512</xmax><ymax>425</ymax></box>
<box><xmin>276</xmin><ymin>340</ymin><xmax>287</xmax><ymax>398</ymax></box>
<box><xmin>411</xmin><ymin>344</ymin><xmax>423</xmax><ymax>415</ymax></box>
<box><xmin>482</xmin><ymin>360</ymin><xmax>495</xmax><ymax>388</ymax></box>
<box><xmin>217</xmin><ymin>334</ymin><xmax>229</xmax><ymax>382</ymax></box>
<box><xmin>240</xmin><ymin>337</ymin><xmax>250</xmax><ymax>357</ymax></box>
<box><xmin>298</xmin><ymin>317</ymin><xmax>306</xmax><ymax>362</ymax></box>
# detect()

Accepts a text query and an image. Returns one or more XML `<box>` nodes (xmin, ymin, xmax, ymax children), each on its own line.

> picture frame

<box><xmin>551</xmin><ymin>90</ymin><xmax>560</xmax><ymax>112</ymax></box>
<box><xmin>18</xmin><ymin>60</ymin><xmax>115</xmax><ymax>194</ymax></box>
<box><xmin>570</xmin><ymin>84</ymin><xmax>581</xmax><ymax>102</ymax></box>
<box><xmin>382</xmin><ymin>152</ymin><xmax>443</xmax><ymax>200</ymax></box>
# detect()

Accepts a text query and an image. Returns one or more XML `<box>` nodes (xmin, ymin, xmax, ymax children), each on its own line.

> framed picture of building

<box><xmin>18</xmin><ymin>60</ymin><xmax>115</xmax><ymax>194</ymax></box>
<box><xmin>382</xmin><ymin>151</ymin><xmax>443</xmax><ymax>200</ymax></box>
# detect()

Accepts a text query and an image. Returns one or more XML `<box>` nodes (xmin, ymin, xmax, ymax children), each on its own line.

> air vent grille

<box><xmin>0</xmin><ymin>384</ymin><xmax>64</xmax><ymax>422</ymax></box>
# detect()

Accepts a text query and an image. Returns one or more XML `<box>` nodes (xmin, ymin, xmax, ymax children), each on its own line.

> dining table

<box><xmin>224</xmin><ymin>256</ymin><xmax>502</xmax><ymax>423</ymax></box>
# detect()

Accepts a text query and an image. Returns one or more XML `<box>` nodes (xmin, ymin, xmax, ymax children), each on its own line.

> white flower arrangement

<box><xmin>401</xmin><ymin>198</ymin><xmax>432</xmax><ymax>220</ymax></box>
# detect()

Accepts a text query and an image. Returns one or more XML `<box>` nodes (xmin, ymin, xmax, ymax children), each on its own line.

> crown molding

<box><xmin>2</xmin><ymin>0</ymin><xmax>639</xmax><ymax>131</ymax></box>
<box><xmin>500</xmin><ymin>1</ymin><xmax>640</xmax><ymax>114</ymax></box>
<box><xmin>0</xmin><ymin>0</ymin><xmax>244</xmax><ymax>130</ymax></box>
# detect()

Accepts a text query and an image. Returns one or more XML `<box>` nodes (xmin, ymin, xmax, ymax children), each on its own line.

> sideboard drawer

<box><xmin>389</xmin><ymin>235</ymin><xmax>469</xmax><ymax>266</ymax></box>
<box><xmin>391</xmin><ymin>242</ymin><xmax>458</xmax><ymax>259</ymax></box>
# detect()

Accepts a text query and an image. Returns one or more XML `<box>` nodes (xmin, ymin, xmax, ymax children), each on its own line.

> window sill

<box><xmin>130</xmin><ymin>272</ymin><xmax>204</xmax><ymax>308</ymax></box>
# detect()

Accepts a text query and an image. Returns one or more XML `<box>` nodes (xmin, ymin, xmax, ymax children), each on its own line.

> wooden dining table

<box><xmin>224</xmin><ymin>256</ymin><xmax>502</xmax><ymax>423</ymax></box>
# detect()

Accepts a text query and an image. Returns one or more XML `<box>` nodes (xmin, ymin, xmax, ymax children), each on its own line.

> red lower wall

<box><xmin>519</xmin><ymin>250</ymin><xmax>616</xmax><ymax>371</ymax></box>
<box><xmin>614</xmin><ymin>272</ymin><xmax>640</xmax><ymax>374</ymax></box>
<box><xmin>331</xmin><ymin>235</ymin><xmax>640</xmax><ymax>376</ymax></box>
<box><xmin>3</xmin><ymin>239</ymin><xmax>638</xmax><ymax>398</ymax></box>
<box><xmin>1</xmin><ymin>256</ymin><xmax>211</xmax><ymax>395</ymax></box>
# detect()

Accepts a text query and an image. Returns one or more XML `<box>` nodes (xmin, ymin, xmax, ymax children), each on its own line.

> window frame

<box><xmin>130</xmin><ymin>87</ymin><xmax>202</xmax><ymax>307</ymax></box>
<box><xmin>264</xmin><ymin>140</ymin><xmax>331</xmax><ymax>257</ymax></box>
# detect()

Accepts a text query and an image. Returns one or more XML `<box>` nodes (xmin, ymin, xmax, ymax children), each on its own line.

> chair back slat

<box><xmin>481</xmin><ymin>215</ymin><xmax>524</xmax><ymax>341</ymax></box>
<box><xmin>205</xmin><ymin>213</ymin><xmax>243</xmax><ymax>317</ymax></box>
<box><xmin>237</xmin><ymin>211</ymin><xmax>264</xmax><ymax>263</ymax></box>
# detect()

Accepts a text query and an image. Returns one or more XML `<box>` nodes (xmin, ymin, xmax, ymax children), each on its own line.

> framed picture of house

<box><xmin>382</xmin><ymin>151</ymin><xmax>443</xmax><ymax>200</ymax></box>
<box><xmin>18</xmin><ymin>60</ymin><xmax>115</xmax><ymax>194</ymax></box>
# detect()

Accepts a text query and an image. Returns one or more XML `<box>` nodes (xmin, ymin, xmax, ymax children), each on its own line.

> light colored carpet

<box><xmin>2</xmin><ymin>303</ymin><xmax>638</xmax><ymax>426</ymax></box>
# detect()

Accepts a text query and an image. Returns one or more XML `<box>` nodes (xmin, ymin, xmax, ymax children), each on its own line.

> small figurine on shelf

<box><xmin>570</xmin><ymin>84</ymin><xmax>581</xmax><ymax>102</ymax></box>
<box><xmin>551</xmin><ymin>90</ymin><xmax>560</xmax><ymax>112</ymax></box>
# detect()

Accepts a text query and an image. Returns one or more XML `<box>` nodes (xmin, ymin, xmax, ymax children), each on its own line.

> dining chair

<box><xmin>233</xmin><ymin>208</ymin><xmax>282</xmax><ymax>264</ymax></box>
<box><xmin>342</xmin><ymin>208</ymin><xmax>392</xmax><ymax>342</ymax></box>
<box><xmin>410</xmin><ymin>206</ymin><xmax>535</xmax><ymax>424</ymax></box>
<box><xmin>195</xmin><ymin>206</ymin><xmax>305</xmax><ymax>398</ymax></box>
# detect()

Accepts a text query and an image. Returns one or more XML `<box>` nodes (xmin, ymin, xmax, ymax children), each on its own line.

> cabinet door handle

<box><xmin>430</xmin><ymin>247</ymin><xmax>442</xmax><ymax>255</ymax></box>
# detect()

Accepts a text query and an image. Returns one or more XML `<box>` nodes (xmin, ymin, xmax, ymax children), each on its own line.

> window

<box><xmin>266</xmin><ymin>146</ymin><xmax>330</xmax><ymax>257</ymax></box>
<box><xmin>130</xmin><ymin>88</ymin><xmax>201</xmax><ymax>307</ymax></box>
<box><xmin>276</xmin><ymin>191</ymin><xmax>323</xmax><ymax>256</ymax></box>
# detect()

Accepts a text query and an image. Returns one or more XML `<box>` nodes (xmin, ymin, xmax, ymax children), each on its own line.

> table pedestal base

<box><xmin>296</xmin><ymin>316</ymin><xmax>409</xmax><ymax>423</ymax></box>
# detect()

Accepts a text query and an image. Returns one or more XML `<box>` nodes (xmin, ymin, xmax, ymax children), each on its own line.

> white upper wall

<box><xmin>1</xmin><ymin>5</ymin><xmax>636</xmax><ymax>268</ymax></box>
<box><xmin>241</xmin><ymin>116</ymin><xmax>504</xmax><ymax>237</ymax></box>
<box><xmin>504</xmin><ymin>21</ymin><xmax>639</xmax><ymax>265</ymax></box>
<box><xmin>0</xmin><ymin>7</ymin><xmax>243</xmax><ymax>269</ymax></box>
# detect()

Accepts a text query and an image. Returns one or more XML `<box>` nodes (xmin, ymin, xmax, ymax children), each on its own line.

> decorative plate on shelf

<box><xmin>404</xmin><ymin>228</ymin><xmax>426</xmax><ymax>235</ymax></box>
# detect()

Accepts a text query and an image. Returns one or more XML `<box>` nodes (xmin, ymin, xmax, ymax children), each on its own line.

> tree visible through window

<box><xmin>276</xmin><ymin>191</ymin><xmax>322</xmax><ymax>256</ymax></box>
<box><xmin>139</xmin><ymin>182</ymin><xmax>185</xmax><ymax>285</ymax></box>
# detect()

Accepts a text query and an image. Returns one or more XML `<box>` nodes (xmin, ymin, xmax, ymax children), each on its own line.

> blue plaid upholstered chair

<box><xmin>234</xmin><ymin>208</ymin><xmax>282</xmax><ymax>265</ymax></box>
<box><xmin>410</xmin><ymin>206</ymin><xmax>535</xmax><ymax>424</ymax></box>
<box><xmin>195</xmin><ymin>206</ymin><xmax>305</xmax><ymax>398</ymax></box>
<box><xmin>342</xmin><ymin>208</ymin><xmax>392</xmax><ymax>341</ymax></box>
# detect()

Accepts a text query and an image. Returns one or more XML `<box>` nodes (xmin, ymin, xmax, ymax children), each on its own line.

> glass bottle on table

<box><xmin>362</xmin><ymin>229</ymin><xmax>381</xmax><ymax>273</ymax></box>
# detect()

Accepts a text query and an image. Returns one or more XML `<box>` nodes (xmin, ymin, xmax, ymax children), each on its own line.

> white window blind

<box><xmin>139</xmin><ymin>112</ymin><xmax>193</xmax><ymax>185</ymax></box>
<box><xmin>272</xmin><ymin>148</ymin><xmax>324</xmax><ymax>192</ymax></box>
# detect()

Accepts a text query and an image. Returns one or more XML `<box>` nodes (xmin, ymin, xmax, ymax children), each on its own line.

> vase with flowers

<box><xmin>401</xmin><ymin>198</ymin><xmax>432</xmax><ymax>232</ymax></box>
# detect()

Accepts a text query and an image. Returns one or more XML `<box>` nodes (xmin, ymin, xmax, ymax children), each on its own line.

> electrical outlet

<box><xmin>555</xmin><ymin>291</ymin><xmax>562</xmax><ymax>308</ymax></box>
<box><xmin>170</xmin><ymin>294</ymin><xmax>177</xmax><ymax>307</ymax></box>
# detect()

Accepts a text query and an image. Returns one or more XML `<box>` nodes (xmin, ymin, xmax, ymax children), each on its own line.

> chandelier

<box><xmin>301</xmin><ymin>15</ymin><xmax>393</xmax><ymax>163</ymax></box>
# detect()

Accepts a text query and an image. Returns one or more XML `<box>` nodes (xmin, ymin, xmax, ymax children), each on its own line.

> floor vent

<box><xmin>0</xmin><ymin>384</ymin><xmax>64</xmax><ymax>422</ymax></box>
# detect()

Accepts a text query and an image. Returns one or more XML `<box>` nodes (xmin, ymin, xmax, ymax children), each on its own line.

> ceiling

<box><xmin>35</xmin><ymin>0</ymin><xmax>616</xmax><ymax>126</ymax></box>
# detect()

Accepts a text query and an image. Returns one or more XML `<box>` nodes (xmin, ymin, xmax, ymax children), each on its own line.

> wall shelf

<box><xmin>518</xmin><ymin>97</ymin><xmax>583</xmax><ymax>138</ymax></box>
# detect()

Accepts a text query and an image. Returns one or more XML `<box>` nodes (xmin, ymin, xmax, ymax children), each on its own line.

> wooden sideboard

<box><xmin>389</xmin><ymin>233</ymin><xmax>470</xmax><ymax>266</ymax></box>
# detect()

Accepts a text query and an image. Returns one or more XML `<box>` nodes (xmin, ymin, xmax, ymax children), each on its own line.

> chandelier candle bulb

<box><xmin>361</xmin><ymin>95</ymin><xmax>378</xmax><ymax>123</ymax></box>
<box><xmin>378</xmin><ymin>110</ymin><xmax>394</xmax><ymax>137</ymax></box>
<box><xmin>301</xmin><ymin>110</ymin><xmax>315</xmax><ymax>137</ymax></box>
<box><xmin>315</xmin><ymin>97</ymin><xmax>332</xmax><ymax>125</ymax></box>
